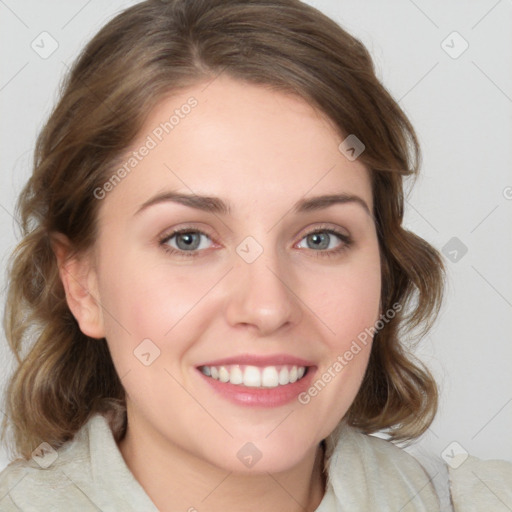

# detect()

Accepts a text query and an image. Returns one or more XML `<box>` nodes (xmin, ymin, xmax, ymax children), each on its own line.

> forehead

<box><xmin>99</xmin><ymin>75</ymin><xmax>373</xmax><ymax>219</ymax></box>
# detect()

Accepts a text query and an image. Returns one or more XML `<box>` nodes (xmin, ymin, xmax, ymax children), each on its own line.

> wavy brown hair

<box><xmin>1</xmin><ymin>0</ymin><xmax>444</xmax><ymax>460</ymax></box>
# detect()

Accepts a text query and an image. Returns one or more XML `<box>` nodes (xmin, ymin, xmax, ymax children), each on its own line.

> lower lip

<box><xmin>196</xmin><ymin>368</ymin><xmax>316</xmax><ymax>407</ymax></box>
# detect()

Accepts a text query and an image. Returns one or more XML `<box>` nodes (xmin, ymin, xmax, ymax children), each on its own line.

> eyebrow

<box><xmin>134</xmin><ymin>191</ymin><xmax>371</xmax><ymax>216</ymax></box>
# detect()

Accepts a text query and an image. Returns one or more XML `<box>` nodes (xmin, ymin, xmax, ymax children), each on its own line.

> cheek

<box><xmin>123</xmin><ymin>265</ymin><xmax>228</xmax><ymax>334</ymax></box>
<box><xmin>309</xmin><ymin>251</ymin><xmax>382</xmax><ymax>346</ymax></box>
<box><xmin>96</xmin><ymin>256</ymin><xmax>222</xmax><ymax>365</ymax></box>
<box><xmin>297</xmin><ymin>266</ymin><xmax>380</xmax><ymax>438</ymax></box>
<box><xmin>300</xmin><ymin>247</ymin><xmax>381</xmax><ymax>414</ymax></box>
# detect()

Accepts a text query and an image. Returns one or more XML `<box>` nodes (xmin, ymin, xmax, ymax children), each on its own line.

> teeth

<box><xmin>244</xmin><ymin>366</ymin><xmax>261</xmax><ymax>387</ymax></box>
<box><xmin>229</xmin><ymin>365</ymin><xmax>243</xmax><ymax>385</ymax></box>
<box><xmin>200</xmin><ymin>364</ymin><xmax>308</xmax><ymax>388</ymax></box>
<box><xmin>278</xmin><ymin>367</ymin><xmax>289</xmax><ymax>385</ymax></box>
<box><xmin>261</xmin><ymin>367</ymin><xmax>279</xmax><ymax>388</ymax></box>
<box><xmin>219</xmin><ymin>366</ymin><xmax>230</xmax><ymax>383</ymax></box>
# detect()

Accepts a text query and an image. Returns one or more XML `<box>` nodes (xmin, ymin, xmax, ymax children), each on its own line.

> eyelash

<box><xmin>158</xmin><ymin>225</ymin><xmax>353</xmax><ymax>259</ymax></box>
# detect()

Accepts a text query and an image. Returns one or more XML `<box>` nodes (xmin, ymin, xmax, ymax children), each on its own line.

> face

<box><xmin>75</xmin><ymin>76</ymin><xmax>381</xmax><ymax>473</ymax></box>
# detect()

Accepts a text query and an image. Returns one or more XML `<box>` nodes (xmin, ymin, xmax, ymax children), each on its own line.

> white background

<box><xmin>0</xmin><ymin>0</ymin><xmax>511</xmax><ymax>472</ymax></box>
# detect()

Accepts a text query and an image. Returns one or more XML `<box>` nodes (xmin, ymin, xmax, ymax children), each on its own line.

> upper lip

<box><xmin>197</xmin><ymin>353</ymin><xmax>315</xmax><ymax>368</ymax></box>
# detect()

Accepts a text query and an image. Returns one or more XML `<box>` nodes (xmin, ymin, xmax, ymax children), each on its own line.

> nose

<box><xmin>224</xmin><ymin>247</ymin><xmax>303</xmax><ymax>337</ymax></box>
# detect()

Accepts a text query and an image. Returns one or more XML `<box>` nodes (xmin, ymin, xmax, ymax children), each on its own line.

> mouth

<box><xmin>195</xmin><ymin>354</ymin><xmax>316</xmax><ymax>407</ymax></box>
<box><xmin>198</xmin><ymin>364</ymin><xmax>309</xmax><ymax>388</ymax></box>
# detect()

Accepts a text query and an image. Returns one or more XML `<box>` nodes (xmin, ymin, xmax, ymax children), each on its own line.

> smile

<box><xmin>199</xmin><ymin>364</ymin><xmax>308</xmax><ymax>388</ymax></box>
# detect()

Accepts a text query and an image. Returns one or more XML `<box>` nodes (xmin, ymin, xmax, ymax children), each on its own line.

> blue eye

<box><xmin>158</xmin><ymin>227</ymin><xmax>352</xmax><ymax>259</ymax></box>
<box><xmin>160</xmin><ymin>229</ymin><xmax>213</xmax><ymax>256</ymax></box>
<box><xmin>297</xmin><ymin>230</ymin><xmax>348</xmax><ymax>251</ymax></box>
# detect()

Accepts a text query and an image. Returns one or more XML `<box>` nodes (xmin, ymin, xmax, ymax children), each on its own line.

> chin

<box><xmin>201</xmin><ymin>435</ymin><xmax>319</xmax><ymax>475</ymax></box>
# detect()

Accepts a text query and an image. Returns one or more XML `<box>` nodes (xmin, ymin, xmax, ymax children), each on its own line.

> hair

<box><xmin>1</xmin><ymin>0</ymin><xmax>444</xmax><ymax>460</ymax></box>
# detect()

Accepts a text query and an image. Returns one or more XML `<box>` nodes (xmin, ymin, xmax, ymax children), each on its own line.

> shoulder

<box><xmin>0</xmin><ymin>414</ymin><xmax>111</xmax><ymax>511</ymax></box>
<box><xmin>0</xmin><ymin>426</ymin><xmax>94</xmax><ymax>511</ymax></box>
<box><xmin>448</xmin><ymin>454</ymin><xmax>512</xmax><ymax>511</ymax></box>
<box><xmin>325</xmin><ymin>426</ymin><xmax>441</xmax><ymax>511</ymax></box>
<box><xmin>0</xmin><ymin>454</ymin><xmax>77</xmax><ymax>510</ymax></box>
<box><xmin>0</xmin><ymin>413</ymin><xmax>158</xmax><ymax>512</ymax></box>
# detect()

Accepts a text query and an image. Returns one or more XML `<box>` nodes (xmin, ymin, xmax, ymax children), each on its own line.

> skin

<box><xmin>56</xmin><ymin>75</ymin><xmax>382</xmax><ymax>512</ymax></box>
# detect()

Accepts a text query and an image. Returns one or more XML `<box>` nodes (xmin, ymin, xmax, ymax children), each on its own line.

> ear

<box><xmin>51</xmin><ymin>233</ymin><xmax>105</xmax><ymax>339</ymax></box>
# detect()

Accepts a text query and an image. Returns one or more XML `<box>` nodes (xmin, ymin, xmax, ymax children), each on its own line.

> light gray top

<box><xmin>1</xmin><ymin>413</ymin><xmax>511</xmax><ymax>511</ymax></box>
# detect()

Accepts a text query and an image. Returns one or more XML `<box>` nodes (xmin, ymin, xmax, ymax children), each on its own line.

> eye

<box><xmin>296</xmin><ymin>227</ymin><xmax>352</xmax><ymax>257</ymax></box>
<box><xmin>158</xmin><ymin>225</ymin><xmax>353</xmax><ymax>259</ymax></box>
<box><xmin>159</xmin><ymin>228</ymin><xmax>214</xmax><ymax>257</ymax></box>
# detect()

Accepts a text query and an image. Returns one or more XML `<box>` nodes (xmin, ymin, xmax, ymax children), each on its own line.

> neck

<box><xmin>118</xmin><ymin>414</ymin><xmax>327</xmax><ymax>512</ymax></box>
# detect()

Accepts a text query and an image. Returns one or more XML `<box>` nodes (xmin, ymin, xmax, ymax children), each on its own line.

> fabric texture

<box><xmin>0</xmin><ymin>412</ymin><xmax>510</xmax><ymax>511</ymax></box>
<box><xmin>448</xmin><ymin>455</ymin><xmax>512</xmax><ymax>511</ymax></box>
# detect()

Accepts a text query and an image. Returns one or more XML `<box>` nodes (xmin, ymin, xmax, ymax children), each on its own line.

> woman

<box><xmin>1</xmin><ymin>0</ymin><xmax>510</xmax><ymax>510</ymax></box>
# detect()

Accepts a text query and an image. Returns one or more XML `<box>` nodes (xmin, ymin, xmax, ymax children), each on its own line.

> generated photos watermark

<box><xmin>298</xmin><ymin>302</ymin><xmax>402</xmax><ymax>405</ymax></box>
<box><xmin>93</xmin><ymin>96</ymin><xmax>198</xmax><ymax>200</ymax></box>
